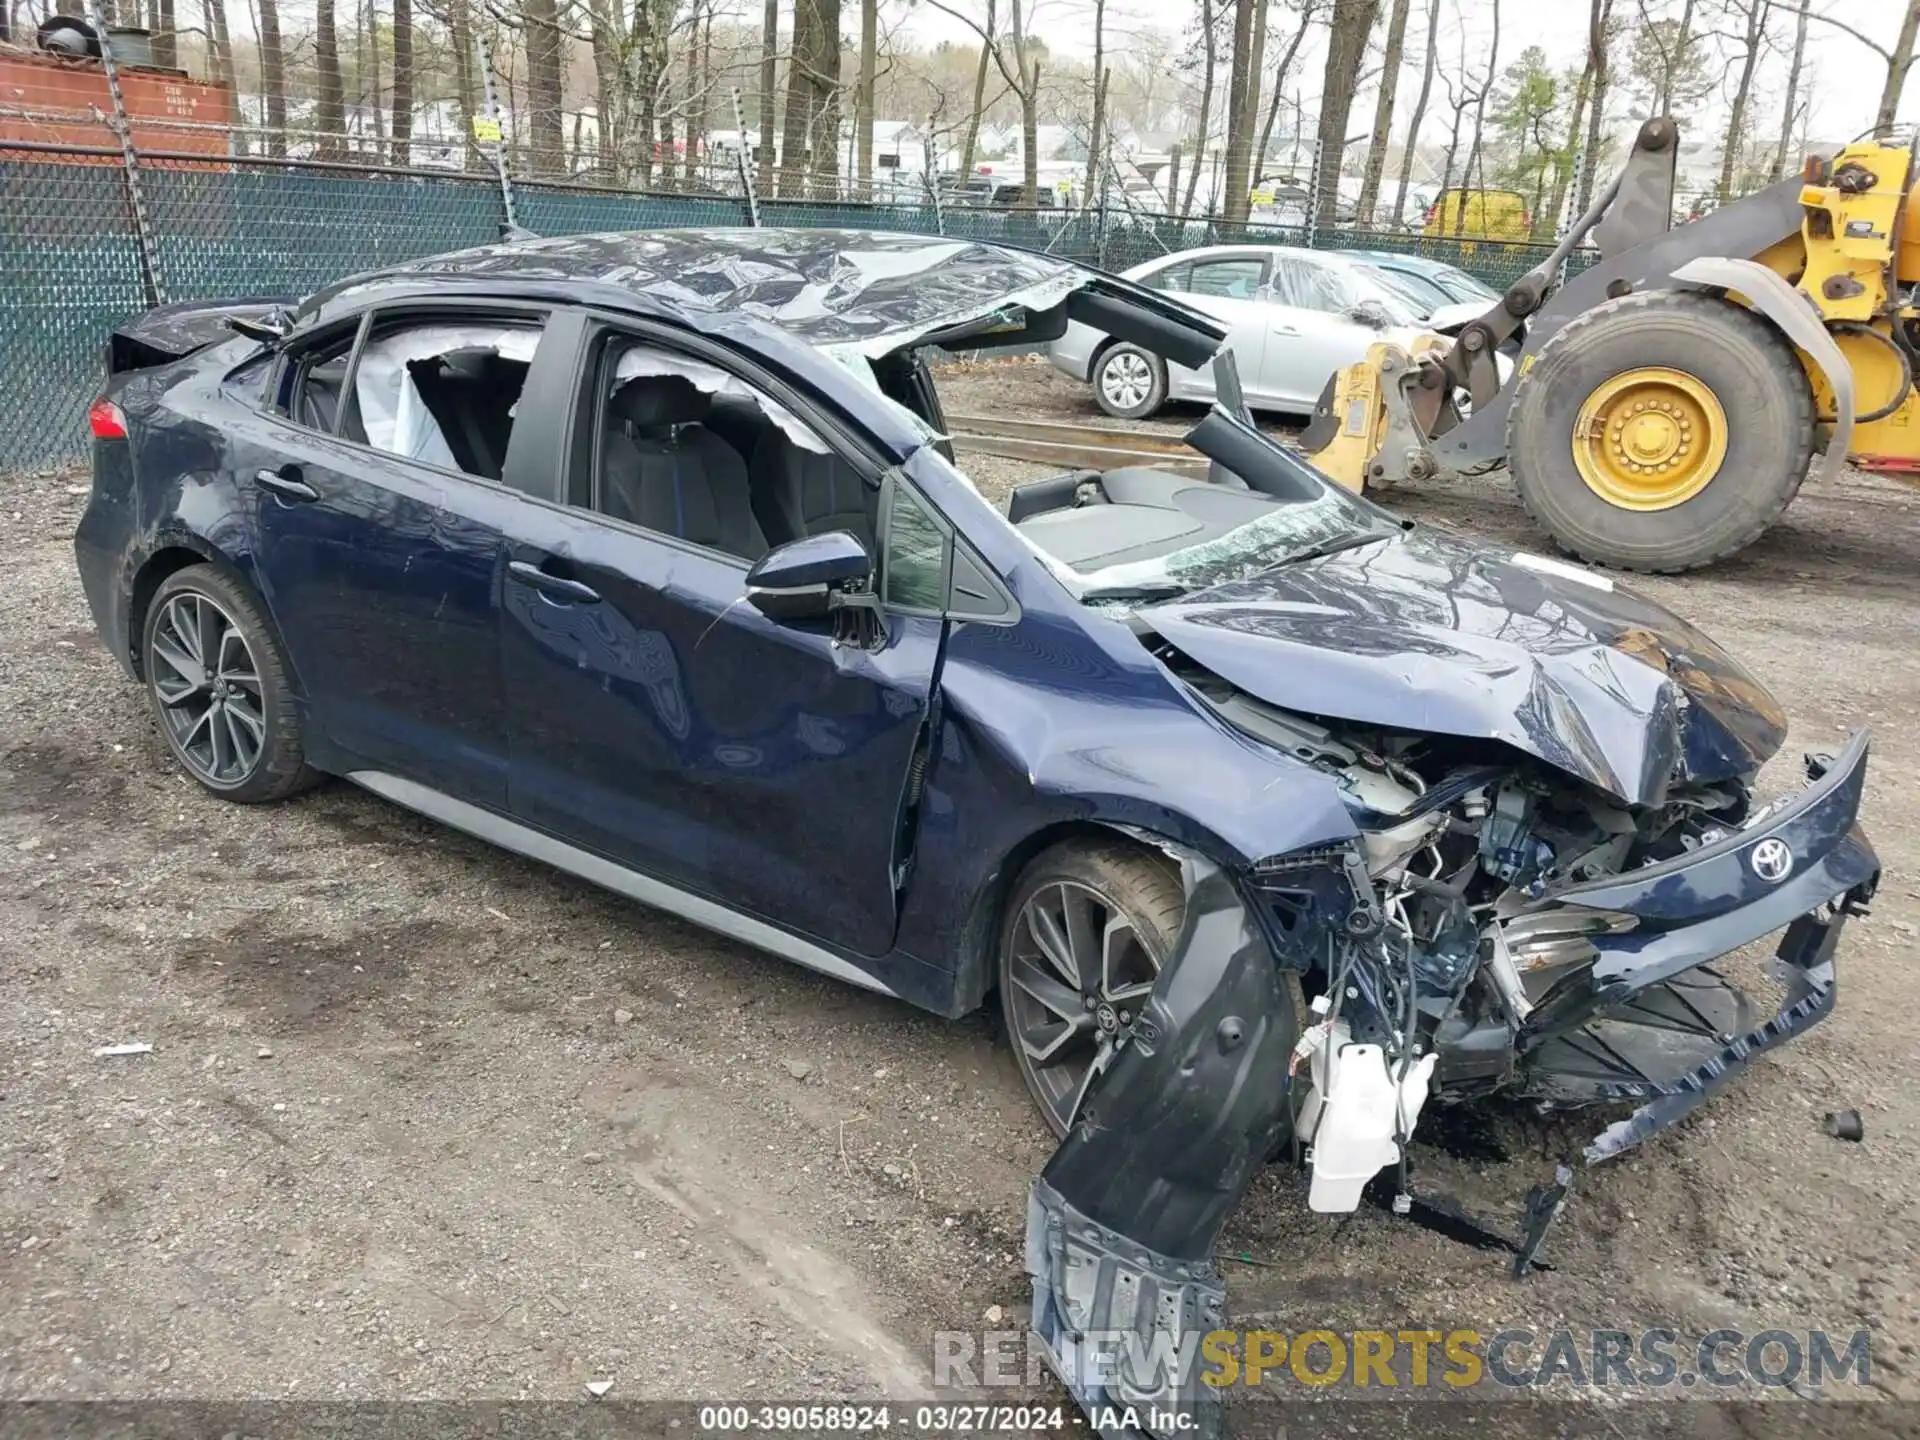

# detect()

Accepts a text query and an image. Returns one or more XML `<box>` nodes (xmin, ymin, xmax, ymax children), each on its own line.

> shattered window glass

<box><xmin>348</xmin><ymin>320</ymin><xmax>543</xmax><ymax>479</ymax></box>
<box><xmin>1071</xmin><ymin>490</ymin><xmax>1394</xmax><ymax>602</ymax></box>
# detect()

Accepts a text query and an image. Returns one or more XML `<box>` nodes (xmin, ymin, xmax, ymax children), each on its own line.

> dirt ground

<box><xmin>4</xmin><ymin>357</ymin><xmax>1920</xmax><ymax>1428</ymax></box>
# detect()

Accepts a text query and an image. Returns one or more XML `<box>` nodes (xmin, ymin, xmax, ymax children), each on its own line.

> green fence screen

<box><xmin>0</xmin><ymin>145</ymin><xmax>1589</xmax><ymax>471</ymax></box>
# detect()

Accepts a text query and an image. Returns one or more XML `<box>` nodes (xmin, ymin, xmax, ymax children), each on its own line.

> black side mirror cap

<box><xmin>746</xmin><ymin>530</ymin><xmax>872</xmax><ymax>621</ymax></box>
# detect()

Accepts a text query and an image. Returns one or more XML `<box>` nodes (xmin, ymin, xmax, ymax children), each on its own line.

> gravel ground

<box><xmin>4</xmin><ymin>358</ymin><xmax>1920</xmax><ymax>1425</ymax></box>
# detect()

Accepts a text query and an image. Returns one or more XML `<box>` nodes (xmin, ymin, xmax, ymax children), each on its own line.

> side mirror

<box><xmin>746</xmin><ymin>530</ymin><xmax>872</xmax><ymax>622</ymax></box>
<box><xmin>1348</xmin><ymin>301</ymin><xmax>1391</xmax><ymax>329</ymax></box>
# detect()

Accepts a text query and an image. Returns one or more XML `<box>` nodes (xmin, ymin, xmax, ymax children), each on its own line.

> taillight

<box><xmin>88</xmin><ymin>397</ymin><xmax>127</xmax><ymax>440</ymax></box>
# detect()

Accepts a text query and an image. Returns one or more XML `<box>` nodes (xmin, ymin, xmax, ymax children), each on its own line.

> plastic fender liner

<box><xmin>1025</xmin><ymin>858</ymin><xmax>1301</xmax><ymax>1439</ymax></box>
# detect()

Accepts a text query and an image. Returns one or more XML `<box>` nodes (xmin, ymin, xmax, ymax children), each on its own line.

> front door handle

<box><xmin>253</xmin><ymin>465</ymin><xmax>319</xmax><ymax>502</ymax></box>
<box><xmin>1271</xmin><ymin>325</ymin><xmax>1302</xmax><ymax>337</ymax></box>
<box><xmin>507</xmin><ymin>559</ymin><xmax>601</xmax><ymax>605</ymax></box>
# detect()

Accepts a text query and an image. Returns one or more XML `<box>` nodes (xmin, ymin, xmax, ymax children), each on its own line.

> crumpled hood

<box><xmin>1142</xmin><ymin>525</ymin><xmax>1786</xmax><ymax>805</ymax></box>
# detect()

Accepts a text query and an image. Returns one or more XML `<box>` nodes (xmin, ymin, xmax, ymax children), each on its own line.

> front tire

<box><xmin>998</xmin><ymin>840</ymin><xmax>1186</xmax><ymax>1137</ymax></box>
<box><xmin>1505</xmin><ymin>290</ymin><xmax>1814</xmax><ymax>572</ymax></box>
<box><xmin>1091</xmin><ymin>342</ymin><xmax>1169</xmax><ymax>420</ymax></box>
<box><xmin>141</xmin><ymin>564</ymin><xmax>319</xmax><ymax>803</ymax></box>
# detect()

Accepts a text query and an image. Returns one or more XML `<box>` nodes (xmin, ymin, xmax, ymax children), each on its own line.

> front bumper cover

<box><xmin>1025</xmin><ymin>735</ymin><xmax>1882</xmax><ymax>1439</ymax></box>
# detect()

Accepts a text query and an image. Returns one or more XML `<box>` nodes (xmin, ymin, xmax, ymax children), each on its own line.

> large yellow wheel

<box><xmin>1506</xmin><ymin>291</ymin><xmax>1813</xmax><ymax>572</ymax></box>
<box><xmin>1570</xmin><ymin>368</ymin><xmax>1730</xmax><ymax>512</ymax></box>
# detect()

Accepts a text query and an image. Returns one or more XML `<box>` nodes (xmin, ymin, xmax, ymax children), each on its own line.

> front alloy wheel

<box><xmin>1000</xmin><ymin>843</ymin><xmax>1185</xmax><ymax>1137</ymax></box>
<box><xmin>1092</xmin><ymin>343</ymin><xmax>1168</xmax><ymax>420</ymax></box>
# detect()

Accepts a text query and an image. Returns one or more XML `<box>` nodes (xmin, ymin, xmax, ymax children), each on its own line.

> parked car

<box><xmin>1337</xmin><ymin>246</ymin><xmax>1502</xmax><ymax>311</ymax></box>
<box><xmin>77</xmin><ymin>228</ymin><xmax>1879</xmax><ymax>1438</ymax></box>
<box><xmin>1048</xmin><ymin>243</ymin><xmax>1456</xmax><ymax>419</ymax></box>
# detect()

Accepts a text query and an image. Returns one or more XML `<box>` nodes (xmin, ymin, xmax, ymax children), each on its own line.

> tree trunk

<box><xmin>1769</xmin><ymin>0</ymin><xmax>1808</xmax><ymax>181</ymax></box>
<box><xmin>1256</xmin><ymin>0</ymin><xmax>1317</xmax><ymax>193</ymax></box>
<box><xmin>390</xmin><ymin>0</ymin><xmax>412</xmax><ymax>167</ymax></box>
<box><xmin>449</xmin><ymin>0</ymin><xmax>480</xmax><ymax>171</ymax></box>
<box><xmin>1717</xmin><ymin>0</ymin><xmax>1768</xmax><ymax>201</ymax></box>
<box><xmin>1082</xmin><ymin>0</ymin><xmax>1106</xmax><ymax>205</ymax></box>
<box><xmin>1877</xmin><ymin>0</ymin><xmax>1920</xmax><ymax>135</ymax></box>
<box><xmin>758</xmin><ymin>0</ymin><xmax>778</xmax><ymax>192</ymax></box>
<box><xmin>522</xmin><ymin>0</ymin><xmax>566</xmax><ymax>175</ymax></box>
<box><xmin>364</xmin><ymin>0</ymin><xmax>382</xmax><ymax>148</ymax></box>
<box><xmin>1219</xmin><ymin>0</ymin><xmax>1259</xmax><ymax>224</ymax></box>
<box><xmin>856</xmin><ymin>0</ymin><xmax>876</xmax><ymax>193</ymax></box>
<box><xmin>1655</xmin><ymin>0</ymin><xmax>1696</xmax><ymax>114</ymax></box>
<box><xmin>1389</xmin><ymin>0</ymin><xmax>1439</xmax><ymax>227</ymax></box>
<box><xmin>1355</xmin><ymin>0</ymin><xmax>1409</xmax><ymax>225</ymax></box>
<box><xmin>1576</xmin><ymin>0</ymin><xmax>1611</xmax><ymax>214</ymax></box>
<box><xmin>1313</xmin><ymin>0</ymin><xmax>1379</xmax><ymax>229</ymax></box>
<box><xmin>1545</xmin><ymin>0</ymin><xmax>1598</xmax><ymax>231</ymax></box>
<box><xmin>1182</xmin><ymin>0</ymin><xmax>1217</xmax><ymax>216</ymax></box>
<box><xmin>314</xmin><ymin>0</ymin><xmax>345</xmax><ymax>158</ymax></box>
<box><xmin>1011</xmin><ymin>0</ymin><xmax>1039</xmax><ymax>208</ymax></box>
<box><xmin>151</xmin><ymin>0</ymin><xmax>176</xmax><ymax>69</ymax></box>
<box><xmin>1454</xmin><ymin>0</ymin><xmax>1497</xmax><ymax>234</ymax></box>
<box><xmin>590</xmin><ymin>0</ymin><xmax>621</xmax><ymax>180</ymax></box>
<box><xmin>782</xmin><ymin>0</ymin><xmax>841</xmax><ymax>196</ymax></box>
<box><xmin>957</xmin><ymin>0</ymin><xmax>995</xmax><ymax>181</ymax></box>
<box><xmin>202</xmin><ymin>0</ymin><xmax>234</xmax><ymax>87</ymax></box>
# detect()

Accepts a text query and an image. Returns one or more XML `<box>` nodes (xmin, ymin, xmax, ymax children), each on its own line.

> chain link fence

<box><xmin>0</xmin><ymin>130</ymin><xmax>1588</xmax><ymax>472</ymax></box>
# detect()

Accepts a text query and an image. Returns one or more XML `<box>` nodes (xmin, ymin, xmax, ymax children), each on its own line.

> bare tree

<box><xmin>1082</xmin><ymin>0</ymin><xmax>1107</xmax><ymax>205</ymax></box>
<box><xmin>1355</xmin><ymin>0</ymin><xmax>1410</xmax><ymax>224</ymax></box>
<box><xmin>1313</xmin><ymin>0</ymin><xmax>1380</xmax><ymax>228</ymax></box>
<box><xmin>1183</xmin><ymin>0</ymin><xmax>1219</xmax><ymax>215</ymax></box>
<box><xmin>1716</xmin><ymin>0</ymin><xmax>1771</xmax><ymax>201</ymax></box>
<box><xmin>520</xmin><ymin>0</ymin><xmax>566</xmax><ymax>175</ymax></box>
<box><xmin>391</xmin><ymin>0</ymin><xmax>414</xmax><ymax>166</ymax></box>
<box><xmin>1576</xmin><ymin>0</ymin><xmax>1613</xmax><ymax>213</ymax></box>
<box><xmin>1802</xmin><ymin>0</ymin><xmax>1920</xmax><ymax>135</ymax></box>
<box><xmin>1768</xmin><ymin>0</ymin><xmax>1807</xmax><ymax>180</ymax></box>
<box><xmin>1386</xmin><ymin>0</ymin><xmax>1438</xmax><ymax>225</ymax></box>
<box><xmin>758</xmin><ymin>0</ymin><xmax>778</xmax><ymax>191</ymax></box>
<box><xmin>856</xmin><ymin>0</ymin><xmax>878</xmax><ymax>192</ymax></box>
<box><xmin>201</xmin><ymin>0</ymin><xmax>235</xmax><ymax>89</ymax></box>
<box><xmin>1220</xmin><ymin>0</ymin><xmax>1265</xmax><ymax>223</ymax></box>
<box><xmin>1255</xmin><ymin>0</ymin><xmax>1321</xmax><ymax>181</ymax></box>
<box><xmin>957</xmin><ymin>0</ymin><xmax>995</xmax><ymax>181</ymax></box>
<box><xmin>1454</xmin><ymin>0</ymin><xmax>1499</xmax><ymax>232</ymax></box>
<box><xmin>315</xmin><ymin>0</ymin><xmax>346</xmax><ymax>157</ymax></box>
<box><xmin>782</xmin><ymin>0</ymin><xmax>843</xmax><ymax>194</ymax></box>
<box><xmin>927</xmin><ymin>0</ymin><xmax>1043</xmax><ymax>208</ymax></box>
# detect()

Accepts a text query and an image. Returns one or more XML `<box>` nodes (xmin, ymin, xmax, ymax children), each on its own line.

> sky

<box><xmin>897</xmin><ymin>0</ymin><xmax>1920</xmax><ymax>147</ymax></box>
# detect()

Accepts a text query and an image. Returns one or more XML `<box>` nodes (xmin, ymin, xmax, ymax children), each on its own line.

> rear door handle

<box><xmin>507</xmin><ymin>559</ymin><xmax>601</xmax><ymax>605</ymax></box>
<box><xmin>253</xmin><ymin>466</ymin><xmax>319</xmax><ymax>502</ymax></box>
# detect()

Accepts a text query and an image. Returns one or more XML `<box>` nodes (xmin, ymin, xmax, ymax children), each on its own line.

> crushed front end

<box><xmin>1024</xmin><ymin>710</ymin><xmax>1880</xmax><ymax>1439</ymax></box>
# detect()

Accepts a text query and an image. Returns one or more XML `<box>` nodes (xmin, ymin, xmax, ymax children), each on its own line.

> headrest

<box><xmin>611</xmin><ymin>375</ymin><xmax>710</xmax><ymax>432</ymax></box>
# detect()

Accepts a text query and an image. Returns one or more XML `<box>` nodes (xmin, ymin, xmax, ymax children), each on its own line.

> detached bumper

<box><xmin>1502</xmin><ymin>731</ymin><xmax>1880</xmax><ymax>1273</ymax></box>
<box><xmin>1510</xmin><ymin>730</ymin><xmax>1879</xmax><ymax>1107</ymax></box>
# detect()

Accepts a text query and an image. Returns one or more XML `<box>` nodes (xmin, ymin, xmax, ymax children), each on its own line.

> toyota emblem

<box><xmin>1750</xmin><ymin>837</ymin><xmax>1793</xmax><ymax>883</ymax></box>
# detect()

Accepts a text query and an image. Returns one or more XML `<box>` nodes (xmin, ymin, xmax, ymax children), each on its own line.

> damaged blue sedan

<box><xmin>75</xmin><ymin>230</ymin><xmax>1880</xmax><ymax>1434</ymax></box>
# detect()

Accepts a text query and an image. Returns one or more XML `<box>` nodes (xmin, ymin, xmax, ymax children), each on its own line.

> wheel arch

<box><xmin>1667</xmin><ymin>257</ymin><xmax>1852</xmax><ymax>483</ymax></box>
<box><xmin>128</xmin><ymin>539</ymin><xmax>307</xmax><ymax>701</ymax></box>
<box><xmin>946</xmin><ymin>818</ymin><xmax>1196</xmax><ymax>1018</ymax></box>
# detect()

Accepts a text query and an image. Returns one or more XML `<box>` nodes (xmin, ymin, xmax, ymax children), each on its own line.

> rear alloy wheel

<box><xmin>142</xmin><ymin>565</ymin><xmax>319</xmax><ymax>804</ymax></box>
<box><xmin>1092</xmin><ymin>343</ymin><xmax>1169</xmax><ymax>421</ymax></box>
<box><xmin>998</xmin><ymin>841</ymin><xmax>1185</xmax><ymax>1137</ymax></box>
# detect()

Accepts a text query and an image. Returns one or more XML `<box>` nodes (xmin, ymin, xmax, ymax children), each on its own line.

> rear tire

<box><xmin>1091</xmin><ymin>342</ymin><xmax>1169</xmax><ymax>420</ymax></box>
<box><xmin>141</xmin><ymin>564</ymin><xmax>320</xmax><ymax>804</ymax></box>
<box><xmin>1505</xmin><ymin>290</ymin><xmax>1814</xmax><ymax>572</ymax></box>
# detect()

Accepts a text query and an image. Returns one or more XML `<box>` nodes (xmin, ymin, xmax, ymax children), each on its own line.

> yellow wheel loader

<box><xmin>1301</xmin><ymin>117</ymin><xmax>1920</xmax><ymax>571</ymax></box>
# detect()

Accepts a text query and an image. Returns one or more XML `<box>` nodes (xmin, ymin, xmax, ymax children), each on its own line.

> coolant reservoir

<box><xmin>1304</xmin><ymin>1029</ymin><xmax>1438</xmax><ymax>1213</ymax></box>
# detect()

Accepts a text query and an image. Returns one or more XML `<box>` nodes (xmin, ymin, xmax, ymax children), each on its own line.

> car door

<box><xmin>1149</xmin><ymin>255</ymin><xmax>1272</xmax><ymax>402</ymax></box>
<box><xmin>1262</xmin><ymin>255</ymin><xmax>1382</xmax><ymax>408</ymax></box>
<box><xmin>228</xmin><ymin>306</ymin><xmax>556</xmax><ymax>807</ymax></box>
<box><xmin>495</xmin><ymin>320</ymin><xmax>944</xmax><ymax>959</ymax></box>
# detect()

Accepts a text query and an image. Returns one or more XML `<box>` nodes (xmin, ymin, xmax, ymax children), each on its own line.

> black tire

<box><xmin>141</xmin><ymin>564</ymin><xmax>320</xmax><ymax>804</ymax></box>
<box><xmin>1505</xmin><ymin>290</ymin><xmax>1815</xmax><ymax>572</ymax></box>
<box><xmin>1090</xmin><ymin>341</ymin><xmax>1169</xmax><ymax>420</ymax></box>
<box><xmin>999</xmin><ymin>839</ymin><xmax>1187</xmax><ymax>1138</ymax></box>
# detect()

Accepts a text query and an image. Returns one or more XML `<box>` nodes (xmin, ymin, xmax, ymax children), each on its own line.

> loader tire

<box><xmin>1506</xmin><ymin>290</ymin><xmax>1814</xmax><ymax>573</ymax></box>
